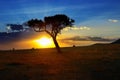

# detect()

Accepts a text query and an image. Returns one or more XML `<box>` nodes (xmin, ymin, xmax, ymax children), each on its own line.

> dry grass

<box><xmin>0</xmin><ymin>44</ymin><xmax>120</xmax><ymax>80</ymax></box>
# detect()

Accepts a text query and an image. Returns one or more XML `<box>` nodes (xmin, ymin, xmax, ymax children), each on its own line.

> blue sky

<box><xmin>0</xmin><ymin>0</ymin><xmax>120</xmax><ymax>38</ymax></box>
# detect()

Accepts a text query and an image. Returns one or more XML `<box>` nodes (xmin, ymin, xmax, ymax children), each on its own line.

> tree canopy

<box><xmin>27</xmin><ymin>14</ymin><xmax>75</xmax><ymax>53</ymax></box>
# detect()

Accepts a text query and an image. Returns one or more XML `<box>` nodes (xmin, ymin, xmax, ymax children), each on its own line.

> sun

<box><xmin>35</xmin><ymin>37</ymin><xmax>54</xmax><ymax>48</ymax></box>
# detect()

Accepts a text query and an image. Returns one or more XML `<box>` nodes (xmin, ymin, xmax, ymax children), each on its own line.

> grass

<box><xmin>0</xmin><ymin>44</ymin><xmax>120</xmax><ymax>80</ymax></box>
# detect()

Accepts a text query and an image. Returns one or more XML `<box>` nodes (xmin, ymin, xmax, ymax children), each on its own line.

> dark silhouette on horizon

<box><xmin>27</xmin><ymin>14</ymin><xmax>74</xmax><ymax>53</ymax></box>
<box><xmin>111</xmin><ymin>39</ymin><xmax>120</xmax><ymax>44</ymax></box>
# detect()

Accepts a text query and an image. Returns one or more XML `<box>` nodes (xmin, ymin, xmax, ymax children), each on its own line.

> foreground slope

<box><xmin>0</xmin><ymin>44</ymin><xmax>120</xmax><ymax>80</ymax></box>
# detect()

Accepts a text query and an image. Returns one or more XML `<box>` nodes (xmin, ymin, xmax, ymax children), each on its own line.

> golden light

<box><xmin>35</xmin><ymin>36</ymin><xmax>54</xmax><ymax>48</ymax></box>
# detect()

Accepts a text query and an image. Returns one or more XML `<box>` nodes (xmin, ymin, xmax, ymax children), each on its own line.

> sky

<box><xmin>0</xmin><ymin>0</ymin><xmax>120</xmax><ymax>49</ymax></box>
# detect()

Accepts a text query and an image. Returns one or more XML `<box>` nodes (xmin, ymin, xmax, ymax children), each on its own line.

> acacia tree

<box><xmin>27</xmin><ymin>14</ymin><xmax>74</xmax><ymax>53</ymax></box>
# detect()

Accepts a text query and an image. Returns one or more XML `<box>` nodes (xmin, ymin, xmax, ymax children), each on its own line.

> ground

<box><xmin>0</xmin><ymin>44</ymin><xmax>120</xmax><ymax>80</ymax></box>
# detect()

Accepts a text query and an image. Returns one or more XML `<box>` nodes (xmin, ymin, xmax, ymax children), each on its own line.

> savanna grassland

<box><xmin>0</xmin><ymin>44</ymin><xmax>120</xmax><ymax>80</ymax></box>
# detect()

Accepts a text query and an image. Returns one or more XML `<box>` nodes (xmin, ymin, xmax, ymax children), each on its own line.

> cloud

<box><xmin>63</xmin><ymin>26</ymin><xmax>91</xmax><ymax>31</ymax></box>
<box><xmin>87</xmin><ymin>37</ymin><xmax>113</xmax><ymax>41</ymax></box>
<box><xmin>0</xmin><ymin>5</ymin><xmax>89</xmax><ymax>16</ymax></box>
<box><xmin>79</xmin><ymin>26</ymin><xmax>91</xmax><ymax>30</ymax></box>
<box><xmin>63</xmin><ymin>36</ymin><xmax>114</xmax><ymax>42</ymax></box>
<box><xmin>0</xmin><ymin>4</ymin><xmax>99</xmax><ymax>16</ymax></box>
<box><xmin>108</xmin><ymin>19</ymin><xmax>118</xmax><ymax>23</ymax></box>
<box><xmin>0</xmin><ymin>6</ymin><xmax>66</xmax><ymax>16</ymax></box>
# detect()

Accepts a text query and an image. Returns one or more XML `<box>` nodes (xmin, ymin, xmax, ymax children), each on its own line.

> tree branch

<box><xmin>45</xmin><ymin>30</ymin><xmax>53</xmax><ymax>36</ymax></box>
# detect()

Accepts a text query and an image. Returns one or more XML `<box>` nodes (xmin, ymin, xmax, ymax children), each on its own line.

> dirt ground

<box><xmin>0</xmin><ymin>44</ymin><xmax>120</xmax><ymax>80</ymax></box>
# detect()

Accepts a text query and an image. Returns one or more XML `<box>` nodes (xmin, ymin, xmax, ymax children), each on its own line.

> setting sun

<box><xmin>35</xmin><ymin>37</ymin><xmax>54</xmax><ymax>48</ymax></box>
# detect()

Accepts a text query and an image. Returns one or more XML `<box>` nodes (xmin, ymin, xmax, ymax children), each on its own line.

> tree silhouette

<box><xmin>27</xmin><ymin>14</ymin><xmax>74</xmax><ymax>53</ymax></box>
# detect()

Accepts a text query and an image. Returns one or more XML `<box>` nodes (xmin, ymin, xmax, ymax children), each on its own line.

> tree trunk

<box><xmin>52</xmin><ymin>37</ymin><xmax>61</xmax><ymax>53</ymax></box>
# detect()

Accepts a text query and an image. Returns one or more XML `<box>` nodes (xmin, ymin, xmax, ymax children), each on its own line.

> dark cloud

<box><xmin>0</xmin><ymin>31</ymin><xmax>41</xmax><ymax>45</ymax></box>
<box><xmin>63</xmin><ymin>36</ymin><xmax>114</xmax><ymax>42</ymax></box>
<box><xmin>88</xmin><ymin>37</ymin><xmax>115</xmax><ymax>41</ymax></box>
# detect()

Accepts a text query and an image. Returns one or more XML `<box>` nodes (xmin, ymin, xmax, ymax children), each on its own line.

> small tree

<box><xmin>27</xmin><ymin>14</ymin><xmax>74</xmax><ymax>53</ymax></box>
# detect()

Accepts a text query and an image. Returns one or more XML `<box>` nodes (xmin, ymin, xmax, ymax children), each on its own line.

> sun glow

<box><xmin>35</xmin><ymin>37</ymin><xmax>54</xmax><ymax>48</ymax></box>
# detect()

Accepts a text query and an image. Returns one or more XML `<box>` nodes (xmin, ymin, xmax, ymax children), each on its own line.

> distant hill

<box><xmin>111</xmin><ymin>39</ymin><xmax>120</xmax><ymax>44</ymax></box>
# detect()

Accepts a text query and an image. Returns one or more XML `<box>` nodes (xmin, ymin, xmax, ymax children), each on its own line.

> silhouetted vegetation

<box><xmin>26</xmin><ymin>14</ymin><xmax>74</xmax><ymax>53</ymax></box>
